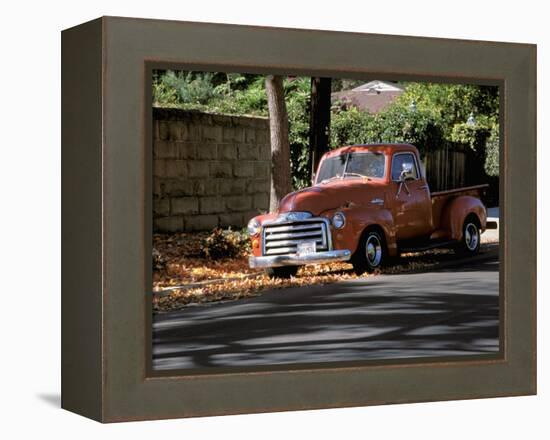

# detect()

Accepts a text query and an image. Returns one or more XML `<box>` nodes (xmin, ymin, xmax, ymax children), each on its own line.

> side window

<box><xmin>391</xmin><ymin>153</ymin><xmax>419</xmax><ymax>181</ymax></box>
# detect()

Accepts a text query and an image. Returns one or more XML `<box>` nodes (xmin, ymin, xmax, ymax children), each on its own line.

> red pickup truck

<box><xmin>247</xmin><ymin>143</ymin><xmax>492</xmax><ymax>278</ymax></box>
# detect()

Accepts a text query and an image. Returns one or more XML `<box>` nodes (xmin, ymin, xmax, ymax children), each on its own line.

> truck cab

<box><xmin>248</xmin><ymin>143</ymin><xmax>489</xmax><ymax>278</ymax></box>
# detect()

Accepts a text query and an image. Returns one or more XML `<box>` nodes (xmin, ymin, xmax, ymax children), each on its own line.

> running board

<box><xmin>399</xmin><ymin>240</ymin><xmax>456</xmax><ymax>253</ymax></box>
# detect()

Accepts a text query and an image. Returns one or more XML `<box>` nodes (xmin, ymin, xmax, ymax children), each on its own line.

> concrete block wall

<box><xmin>153</xmin><ymin>108</ymin><xmax>271</xmax><ymax>232</ymax></box>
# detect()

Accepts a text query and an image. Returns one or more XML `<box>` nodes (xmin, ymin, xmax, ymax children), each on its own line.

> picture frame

<box><xmin>61</xmin><ymin>16</ymin><xmax>536</xmax><ymax>422</ymax></box>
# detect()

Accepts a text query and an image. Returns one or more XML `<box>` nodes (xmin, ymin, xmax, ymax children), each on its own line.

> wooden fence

<box><xmin>423</xmin><ymin>144</ymin><xmax>467</xmax><ymax>192</ymax></box>
<box><xmin>422</xmin><ymin>143</ymin><xmax>499</xmax><ymax>206</ymax></box>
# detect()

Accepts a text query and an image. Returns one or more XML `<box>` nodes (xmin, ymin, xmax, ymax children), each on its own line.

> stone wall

<box><xmin>153</xmin><ymin>108</ymin><xmax>271</xmax><ymax>232</ymax></box>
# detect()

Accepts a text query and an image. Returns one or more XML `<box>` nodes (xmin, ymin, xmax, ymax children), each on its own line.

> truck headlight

<box><xmin>247</xmin><ymin>218</ymin><xmax>261</xmax><ymax>236</ymax></box>
<box><xmin>332</xmin><ymin>212</ymin><xmax>346</xmax><ymax>229</ymax></box>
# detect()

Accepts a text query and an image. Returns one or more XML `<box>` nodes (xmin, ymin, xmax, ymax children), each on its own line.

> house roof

<box><xmin>332</xmin><ymin>80</ymin><xmax>404</xmax><ymax>113</ymax></box>
<box><xmin>351</xmin><ymin>80</ymin><xmax>403</xmax><ymax>93</ymax></box>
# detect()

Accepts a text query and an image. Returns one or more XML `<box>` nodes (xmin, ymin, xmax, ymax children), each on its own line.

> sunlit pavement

<box><xmin>152</xmin><ymin>255</ymin><xmax>499</xmax><ymax>371</ymax></box>
<box><xmin>482</xmin><ymin>206</ymin><xmax>499</xmax><ymax>243</ymax></box>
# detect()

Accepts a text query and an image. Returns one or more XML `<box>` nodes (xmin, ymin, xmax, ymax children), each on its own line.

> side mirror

<box><xmin>399</xmin><ymin>162</ymin><xmax>415</xmax><ymax>181</ymax></box>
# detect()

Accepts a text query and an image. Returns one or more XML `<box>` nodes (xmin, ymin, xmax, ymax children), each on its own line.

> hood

<box><xmin>278</xmin><ymin>179</ymin><xmax>384</xmax><ymax>215</ymax></box>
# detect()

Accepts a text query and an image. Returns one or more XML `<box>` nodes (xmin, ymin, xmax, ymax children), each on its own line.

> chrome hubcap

<box><xmin>464</xmin><ymin>223</ymin><xmax>479</xmax><ymax>251</ymax></box>
<box><xmin>366</xmin><ymin>235</ymin><xmax>382</xmax><ymax>267</ymax></box>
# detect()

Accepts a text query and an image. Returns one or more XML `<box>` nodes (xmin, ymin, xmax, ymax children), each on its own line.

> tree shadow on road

<box><xmin>153</xmin><ymin>262</ymin><xmax>499</xmax><ymax>370</ymax></box>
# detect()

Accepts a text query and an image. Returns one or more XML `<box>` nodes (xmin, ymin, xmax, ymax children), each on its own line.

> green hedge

<box><xmin>152</xmin><ymin>72</ymin><xmax>500</xmax><ymax>188</ymax></box>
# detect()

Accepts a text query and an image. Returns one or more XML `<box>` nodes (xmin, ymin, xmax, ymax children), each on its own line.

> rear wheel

<box><xmin>352</xmin><ymin>229</ymin><xmax>386</xmax><ymax>275</ymax></box>
<box><xmin>266</xmin><ymin>266</ymin><xmax>299</xmax><ymax>279</ymax></box>
<box><xmin>457</xmin><ymin>216</ymin><xmax>481</xmax><ymax>256</ymax></box>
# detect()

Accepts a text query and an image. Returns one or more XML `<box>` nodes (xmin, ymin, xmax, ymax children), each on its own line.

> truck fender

<box><xmin>440</xmin><ymin>196</ymin><xmax>487</xmax><ymax>242</ymax></box>
<box><xmin>342</xmin><ymin>207</ymin><xmax>398</xmax><ymax>257</ymax></box>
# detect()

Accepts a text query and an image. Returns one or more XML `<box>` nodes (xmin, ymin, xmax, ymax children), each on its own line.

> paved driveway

<box><xmin>153</xmin><ymin>257</ymin><xmax>499</xmax><ymax>371</ymax></box>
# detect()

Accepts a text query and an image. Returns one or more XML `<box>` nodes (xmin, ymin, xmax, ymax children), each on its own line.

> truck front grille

<box><xmin>262</xmin><ymin>219</ymin><xmax>331</xmax><ymax>256</ymax></box>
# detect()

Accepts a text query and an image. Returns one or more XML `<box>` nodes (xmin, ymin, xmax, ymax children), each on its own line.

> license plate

<box><xmin>297</xmin><ymin>241</ymin><xmax>316</xmax><ymax>256</ymax></box>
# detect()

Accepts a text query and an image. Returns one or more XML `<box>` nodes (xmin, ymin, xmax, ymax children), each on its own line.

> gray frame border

<box><xmin>62</xmin><ymin>16</ymin><xmax>536</xmax><ymax>422</ymax></box>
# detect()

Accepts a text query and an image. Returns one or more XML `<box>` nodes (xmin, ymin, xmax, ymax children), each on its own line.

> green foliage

<box><xmin>152</xmin><ymin>71</ymin><xmax>501</xmax><ymax>190</ymax></box>
<box><xmin>484</xmin><ymin>131</ymin><xmax>499</xmax><ymax>177</ymax></box>
<box><xmin>377</xmin><ymin>106</ymin><xmax>444</xmax><ymax>151</ymax></box>
<box><xmin>330</xmin><ymin>82</ymin><xmax>500</xmax><ymax>179</ymax></box>
<box><xmin>285</xmin><ymin>78</ymin><xmax>312</xmax><ymax>189</ymax></box>
<box><xmin>397</xmin><ymin>83</ymin><xmax>499</xmax><ymax>135</ymax></box>
<box><xmin>450</xmin><ymin>123</ymin><xmax>490</xmax><ymax>151</ymax></box>
<box><xmin>199</xmin><ymin>228</ymin><xmax>250</xmax><ymax>260</ymax></box>
<box><xmin>330</xmin><ymin>105</ymin><xmax>444</xmax><ymax>155</ymax></box>
<box><xmin>153</xmin><ymin>71</ymin><xmax>268</xmax><ymax>116</ymax></box>
<box><xmin>330</xmin><ymin>107</ymin><xmax>375</xmax><ymax>146</ymax></box>
<box><xmin>152</xmin><ymin>79</ymin><xmax>179</xmax><ymax>106</ymax></box>
<box><xmin>214</xmin><ymin>76</ymin><xmax>269</xmax><ymax>115</ymax></box>
<box><xmin>153</xmin><ymin>71</ymin><xmax>220</xmax><ymax>106</ymax></box>
<box><xmin>153</xmin><ymin>71</ymin><xmax>313</xmax><ymax>188</ymax></box>
<box><xmin>449</xmin><ymin>113</ymin><xmax>499</xmax><ymax>176</ymax></box>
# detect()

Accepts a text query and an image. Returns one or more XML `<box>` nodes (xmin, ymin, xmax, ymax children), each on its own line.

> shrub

<box><xmin>199</xmin><ymin>228</ymin><xmax>250</xmax><ymax>260</ymax></box>
<box><xmin>285</xmin><ymin>77</ymin><xmax>312</xmax><ymax>189</ymax></box>
<box><xmin>330</xmin><ymin>105</ymin><xmax>444</xmax><ymax>156</ymax></box>
<box><xmin>152</xmin><ymin>72</ymin><xmax>501</xmax><ymax>190</ymax></box>
<box><xmin>330</xmin><ymin>107</ymin><xmax>376</xmax><ymax>146</ymax></box>
<box><xmin>484</xmin><ymin>130</ymin><xmax>499</xmax><ymax>177</ymax></box>
<box><xmin>153</xmin><ymin>71</ymin><xmax>221</xmax><ymax>107</ymax></box>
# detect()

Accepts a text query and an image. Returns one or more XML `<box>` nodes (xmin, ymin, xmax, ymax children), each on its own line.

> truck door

<box><xmin>390</xmin><ymin>152</ymin><xmax>433</xmax><ymax>240</ymax></box>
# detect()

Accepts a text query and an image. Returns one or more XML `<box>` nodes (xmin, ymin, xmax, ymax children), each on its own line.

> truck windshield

<box><xmin>316</xmin><ymin>152</ymin><xmax>385</xmax><ymax>184</ymax></box>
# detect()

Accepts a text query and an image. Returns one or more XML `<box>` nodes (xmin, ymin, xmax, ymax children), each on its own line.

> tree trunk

<box><xmin>265</xmin><ymin>75</ymin><xmax>292</xmax><ymax>212</ymax></box>
<box><xmin>309</xmin><ymin>77</ymin><xmax>332</xmax><ymax>181</ymax></box>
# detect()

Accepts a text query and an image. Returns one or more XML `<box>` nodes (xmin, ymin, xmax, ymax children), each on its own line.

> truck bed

<box><xmin>431</xmin><ymin>184</ymin><xmax>488</xmax><ymax>232</ymax></box>
<box><xmin>431</xmin><ymin>184</ymin><xmax>488</xmax><ymax>199</ymax></box>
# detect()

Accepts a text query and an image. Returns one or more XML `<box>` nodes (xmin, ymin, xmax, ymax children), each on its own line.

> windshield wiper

<box><xmin>343</xmin><ymin>172</ymin><xmax>371</xmax><ymax>180</ymax></box>
<box><xmin>320</xmin><ymin>175</ymin><xmax>342</xmax><ymax>184</ymax></box>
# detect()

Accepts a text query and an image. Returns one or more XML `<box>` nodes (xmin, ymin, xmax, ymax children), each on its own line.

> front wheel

<box><xmin>266</xmin><ymin>266</ymin><xmax>299</xmax><ymax>279</ymax></box>
<box><xmin>352</xmin><ymin>229</ymin><xmax>386</xmax><ymax>275</ymax></box>
<box><xmin>457</xmin><ymin>217</ymin><xmax>481</xmax><ymax>256</ymax></box>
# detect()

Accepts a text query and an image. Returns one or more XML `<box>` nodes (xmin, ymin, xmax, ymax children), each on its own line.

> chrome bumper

<box><xmin>249</xmin><ymin>249</ymin><xmax>352</xmax><ymax>268</ymax></box>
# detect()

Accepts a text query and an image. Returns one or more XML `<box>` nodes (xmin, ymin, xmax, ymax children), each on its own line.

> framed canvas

<box><xmin>61</xmin><ymin>16</ymin><xmax>536</xmax><ymax>422</ymax></box>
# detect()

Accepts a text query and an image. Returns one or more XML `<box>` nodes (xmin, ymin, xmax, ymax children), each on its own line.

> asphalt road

<box><xmin>152</xmin><ymin>257</ymin><xmax>499</xmax><ymax>371</ymax></box>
